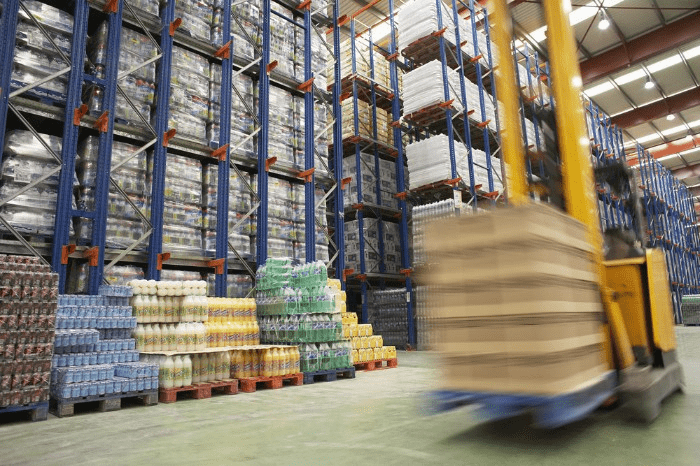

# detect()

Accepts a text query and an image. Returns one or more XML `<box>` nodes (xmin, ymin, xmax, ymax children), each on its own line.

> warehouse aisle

<box><xmin>2</xmin><ymin>328</ymin><xmax>699</xmax><ymax>466</ymax></box>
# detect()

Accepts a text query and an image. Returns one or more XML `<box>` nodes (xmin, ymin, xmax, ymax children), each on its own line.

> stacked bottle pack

<box><xmin>147</xmin><ymin>154</ymin><xmax>204</xmax><ymax>255</ymax></box>
<box><xmin>268</xmin><ymin>86</ymin><xmax>298</xmax><ymax>167</ymax></box>
<box><xmin>256</xmin><ymin>259</ymin><xmax>352</xmax><ymax>372</ymax></box>
<box><xmin>202</xmin><ymin>164</ymin><xmax>254</xmax><ymax>260</ymax></box>
<box><xmin>0</xmin><ymin>131</ymin><xmax>73</xmax><ymax>237</ymax></box>
<box><xmin>50</xmin><ymin>286</ymin><xmax>158</xmax><ymax>401</ymax></box>
<box><xmin>217</xmin><ymin>1</ymin><xmax>259</xmax><ymax>60</ymax></box>
<box><xmin>10</xmin><ymin>1</ymin><xmax>73</xmax><ymax>103</ymax></box>
<box><xmin>328</xmin><ymin>37</ymin><xmax>403</xmax><ymax>93</ymax></box>
<box><xmin>230</xmin><ymin>345</ymin><xmax>300</xmax><ymax>379</ymax></box>
<box><xmin>344</xmin><ymin>218</ymin><xmax>402</xmax><ymax>274</ymax></box>
<box><xmin>0</xmin><ymin>255</ymin><xmax>58</xmax><ymax>408</ymax></box>
<box><xmin>414</xmin><ymin>286</ymin><xmax>435</xmax><ymax>351</ymax></box>
<box><xmin>167</xmin><ymin>45</ymin><xmax>212</xmax><ymax>143</ymax></box>
<box><xmin>340</xmin><ymin>312</ymin><xmax>397</xmax><ymax>363</ymax></box>
<box><xmin>367</xmin><ymin>288</ymin><xmax>410</xmax><ymax>348</ymax></box>
<box><xmin>293</xmin><ymin>187</ymin><xmax>331</xmax><ymax>264</ymax></box>
<box><xmin>342</xmin><ymin>153</ymin><xmax>402</xmax><ymax>210</ymax></box>
<box><xmin>175</xmin><ymin>0</ymin><xmax>216</xmax><ymax>43</ymax></box>
<box><xmin>87</xmin><ymin>20</ymin><xmax>158</xmax><ymax>129</ymax></box>
<box><xmin>208</xmin><ymin>66</ymin><xmax>257</xmax><ymax>157</ymax></box>
<box><xmin>129</xmin><ymin>280</ymin><xmax>208</xmax><ymax>353</ymax></box>
<box><xmin>405</xmin><ymin>134</ymin><xmax>503</xmax><ymax>192</ymax></box>
<box><xmin>75</xmin><ymin>137</ymin><xmax>149</xmax><ymax>249</ymax></box>
<box><xmin>205</xmin><ymin>298</ymin><xmax>260</xmax><ymax>348</ymax></box>
<box><xmin>68</xmin><ymin>264</ymin><xmax>145</xmax><ymax>294</ymax></box>
<box><xmin>268</xmin><ymin>4</ymin><xmax>297</xmax><ymax>80</ymax></box>
<box><xmin>265</xmin><ymin>179</ymin><xmax>305</xmax><ymax>261</ymax></box>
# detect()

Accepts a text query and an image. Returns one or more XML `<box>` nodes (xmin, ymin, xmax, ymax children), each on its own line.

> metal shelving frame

<box><xmin>0</xmin><ymin>0</ymin><xmax>339</xmax><ymax>296</ymax></box>
<box><xmin>328</xmin><ymin>1</ymin><xmax>414</xmax><ymax>345</ymax></box>
<box><xmin>637</xmin><ymin>146</ymin><xmax>700</xmax><ymax>321</ymax></box>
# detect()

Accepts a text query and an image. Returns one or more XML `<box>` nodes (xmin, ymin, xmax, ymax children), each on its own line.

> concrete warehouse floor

<box><xmin>2</xmin><ymin>327</ymin><xmax>700</xmax><ymax>466</ymax></box>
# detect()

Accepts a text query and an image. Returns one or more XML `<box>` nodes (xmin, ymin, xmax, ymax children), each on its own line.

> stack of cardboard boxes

<box><xmin>421</xmin><ymin>203</ymin><xmax>609</xmax><ymax>395</ymax></box>
<box><xmin>341</xmin><ymin>99</ymin><xmax>393</xmax><ymax>147</ymax></box>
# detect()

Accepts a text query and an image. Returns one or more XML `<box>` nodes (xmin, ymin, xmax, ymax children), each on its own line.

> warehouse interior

<box><xmin>1</xmin><ymin>0</ymin><xmax>700</xmax><ymax>464</ymax></box>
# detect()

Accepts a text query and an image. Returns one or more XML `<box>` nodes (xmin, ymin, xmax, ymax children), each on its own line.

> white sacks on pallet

<box><xmin>403</xmin><ymin>60</ymin><xmax>497</xmax><ymax>131</ymax></box>
<box><xmin>397</xmin><ymin>0</ymin><xmax>490</xmax><ymax>66</ymax></box>
<box><xmin>402</xmin><ymin>60</ymin><xmax>463</xmax><ymax>116</ymax></box>
<box><xmin>406</xmin><ymin>135</ymin><xmax>504</xmax><ymax>192</ymax></box>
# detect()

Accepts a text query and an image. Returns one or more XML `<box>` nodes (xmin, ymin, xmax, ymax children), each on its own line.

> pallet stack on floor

<box><xmin>256</xmin><ymin>258</ymin><xmax>356</xmax><ymax>384</ymax></box>
<box><xmin>50</xmin><ymin>286</ymin><xmax>159</xmax><ymax>417</ymax></box>
<box><xmin>0</xmin><ymin>255</ymin><xmax>58</xmax><ymax>422</ymax></box>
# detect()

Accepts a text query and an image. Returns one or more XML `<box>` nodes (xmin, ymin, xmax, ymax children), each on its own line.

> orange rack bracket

<box><xmin>61</xmin><ymin>244</ymin><xmax>76</xmax><ymax>265</ymax></box>
<box><xmin>215</xmin><ymin>41</ymin><xmax>231</xmax><ymax>60</ymax></box>
<box><xmin>342</xmin><ymin>268</ymin><xmax>354</xmax><ymax>282</ymax></box>
<box><xmin>83</xmin><ymin>247</ymin><xmax>99</xmax><ymax>267</ymax></box>
<box><xmin>208</xmin><ymin>258</ymin><xmax>226</xmax><ymax>275</ymax></box>
<box><xmin>212</xmin><ymin>144</ymin><xmax>229</xmax><ymax>161</ymax></box>
<box><xmin>157</xmin><ymin>252</ymin><xmax>171</xmax><ymax>271</ymax></box>
<box><xmin>94</xmin><ymin>111</ymin><xmax>110</xmax><ymax>133</ymax></box>
<box><xmin>169</xmin><ymin>18</ymin><xmax>182</xmax><ymax>36</ymax></box>
<box><xmin>163</xmin><ymin>129</ymin><xmax>177</xmax><ymax>147</ymax></box>
<box><xmin>265</xmin><ymin>156</ymin><xmax>277</xmax><ymax>172</ymax></box>
<box><xmin>73</xmin><ymin>104</ymin><xmax>88</xmax><ymax>126</ymax></box>
<box><xmin>296</xmin><ymin>168</ymin><xmax>316</xmax><ymax>183</ymax></box>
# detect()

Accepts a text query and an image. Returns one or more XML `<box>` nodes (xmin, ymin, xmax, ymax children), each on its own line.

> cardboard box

<box><xmin>440</xmin><ymin>344</ymin><xmax>608</xmax><ymax>395</ymax></box>
<box><xmin>424</xmin><ymin>203</ymin><xmax>594</xmax><ymax>256</ymax></box>
<box><xmin>437</xmin><ymin>312</ymin><xmax>604</xmax><ymax>355</ymax></box>
<box><xmin>428</xmin><ymin>240</ymin><xmax>597</xmax><ymax>284</ymax></box>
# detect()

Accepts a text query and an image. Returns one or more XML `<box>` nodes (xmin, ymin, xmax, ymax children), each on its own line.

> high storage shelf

<box><xmin>636</xmin><ymin>147</ymin><xmax>700</xmax><ymax>321</ymax></box>
<box><xmin>0</xmin><ymin>0</ymin><xmax>340</xmax><ymax>296</ymax></box>
<box><xmin>327</xmin><ymin>1</ymin><xmax>413</xmax><ymax>346</ymax></box>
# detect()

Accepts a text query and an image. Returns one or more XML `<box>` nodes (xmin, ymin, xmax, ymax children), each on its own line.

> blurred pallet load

<box><xmin>421</xmin><ymin>203</ymin><xmax>608</xmax><ymax>395</ymax></box>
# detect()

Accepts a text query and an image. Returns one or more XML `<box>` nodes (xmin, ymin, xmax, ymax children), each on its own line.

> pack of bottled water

<box><xmin>10</xmin><ymin>2</ymin><xmax>73</xmax><ymax>103</ymax></box>
<box><xmin>1</xmin><ymin>131</ymin><xmax>74</xmax><ymax>238</ymax></box>
<box><xmin>50</xmin><ymin>287</ymin><xmax>158</xmax><ymax>401</ymax></box>
<box><xmin>367</xmin><ymin>288</ymin><xmax>410</xmax><ymax>348</ymax></box>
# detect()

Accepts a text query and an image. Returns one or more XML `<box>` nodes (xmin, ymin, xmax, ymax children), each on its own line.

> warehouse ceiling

<box><xmin>509</xmin><ymin>0</ymin><xmax>700</xmax><ymax>199</ymax></box>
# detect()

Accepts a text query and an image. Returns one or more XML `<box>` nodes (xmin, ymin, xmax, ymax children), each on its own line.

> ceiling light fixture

<box><xmin>598</xmin><ymin>11</ymin><xmax>610</xmax><ymax>30</ymax></box>
<box><xmin>644</xmin><ymin>78</ymin><xmax>654</xmax><ymax>89</ymax></box>
<box><xmin>667</xmin><ymin>114</ymin><xmax>676</xmax><ymax>121</ymax></box>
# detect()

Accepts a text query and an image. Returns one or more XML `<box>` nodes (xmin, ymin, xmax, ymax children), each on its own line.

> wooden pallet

<box><xmin>0</xmin><ymin>401</ymin><xmax>49</xmax><ymax>423</ymax></box>
<box><xmin>159</xmin><ymin>379</ymin><xmax>238</xmax><ymax>403</ymax></box>
<box><xmin>303</xmin><ymin>367</ymin><xmax>356</xmax><ymax>385</ymax></box>
<box><xmin>354</xmin><ymin>358</ymin><xmax>399</xmax><ymax>372</ymax></box>
<box><xmin>51</xmin><ymin>390</ymin><xmax>157</xmax><ymax>418</ymax></box>
<box><xmin>238</xmin><ymin>373</ymin><xmax>303</xmax><ymax>393</ymax></box>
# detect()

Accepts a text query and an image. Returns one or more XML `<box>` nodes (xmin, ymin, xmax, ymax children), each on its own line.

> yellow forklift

<box><xmin>454</xmin><ymin>0</ymin><xmax>684</xmax><ymax>423</ymax></box>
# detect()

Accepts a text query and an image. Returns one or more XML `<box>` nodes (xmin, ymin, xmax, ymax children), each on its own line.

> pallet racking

<box><xmin>0</xmin><ymin>0</ymin><xmax>340</xmax><ymax>297</ymax></box>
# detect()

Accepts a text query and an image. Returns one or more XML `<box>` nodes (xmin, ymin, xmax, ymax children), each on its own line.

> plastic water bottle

<box><xmin>173</xmin><ymin>356</ymin><xmax>184</xmax><ymax>388</ymax></box>
<box><xmin>176</xmin><ymin>323</ymin><xmax>187</xmax><ymax>352</ymax></box>
<box><xmin>182</xmin><ymin>355</ymin><xmax>193</xmax><ymax>386</ymax></box>
<box><xmin>133</xmin><ymin>325</ymin><xmax>145</xmax><ymax>351</ymax></box>
<box><xmin>192</xmin><ymin>354</ymin><xmax>201</xmax><ymax>384</ymax></box>
<box><xmin>152</xmin><ymin>324</ymin><xmax>161</xmax><ymax>352</ymax></box>
<box><xmin>161</xmin><ymin>356</ymin><xmax>174</xmax><ymax>389</ymax></box>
